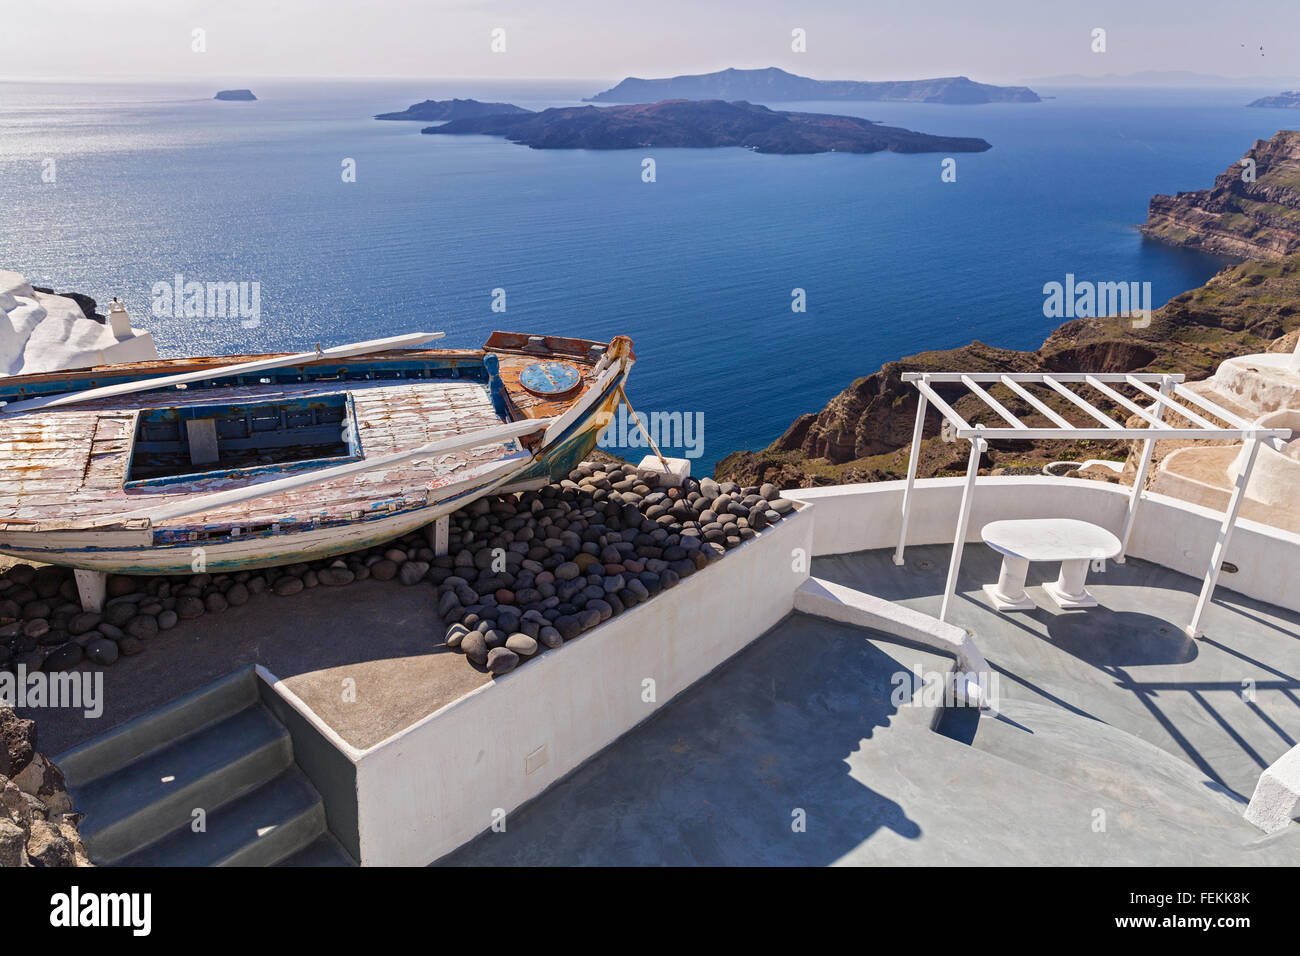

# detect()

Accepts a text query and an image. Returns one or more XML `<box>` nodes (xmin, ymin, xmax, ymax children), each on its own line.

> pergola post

<box><xmin>893</xmin><ymin>392</ymin><xmax>929</xmax><ymax>566</ymax></box>
<box><xmin>1116</xmin><ymin>377</ymin><xmax>1172</xmax><ymax>563</ymax></box>
<box><xmin>1186</xmin><ymin>437</ymin><xmax>1260</xmax><ymax>638</ymax></box>
<box><xmin>894</xmin><ymin>371</ymin><xmax>1289</xmax><ymax>633</ymax></box>
<box><xmin>939</xmin><ymin>431</ymin><xmax>985</xmax><ymax>623</ymax></box>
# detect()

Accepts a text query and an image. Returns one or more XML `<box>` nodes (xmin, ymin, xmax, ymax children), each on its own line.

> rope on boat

<box><xmin>616</xmin><ymin>384</ymin><xmax>669</xmax><ymax>469</ymax></box>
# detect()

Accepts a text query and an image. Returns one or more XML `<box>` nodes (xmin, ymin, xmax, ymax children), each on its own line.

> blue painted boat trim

<box><xmin>123</xmin><ymin>393</ymin><xmax>365</xmax><ymax>488</ymax></box>
<box><xmin>0</xmin><ymin>365</ymin><xmax>627</xmax><ymax>572</ymax></box>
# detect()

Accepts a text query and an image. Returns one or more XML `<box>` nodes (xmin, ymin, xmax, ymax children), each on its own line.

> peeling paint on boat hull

<box><xmin>0</xmin><ymin>333</ymin><xmax>634</xmax><ymax>574</ymax></box>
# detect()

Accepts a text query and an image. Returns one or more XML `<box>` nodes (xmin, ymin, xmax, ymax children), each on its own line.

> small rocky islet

<box><xmin>374</xmin><ymin>98</ymin><xmax>532</xmax><ymax>121</ymax></box>
<box><xmin>0</xmin><ymin>462</ymin><xmax>795</xmax><ymax>680</ymax></box>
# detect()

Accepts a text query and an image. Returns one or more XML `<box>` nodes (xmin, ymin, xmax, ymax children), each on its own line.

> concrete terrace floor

<box><xmin>816</xmin><ymin>544</ymin><xmax>1300</xmax><ymax>802</ymax></box>
<box><xmin>441</xmin><ymin>545</ymin><xmax>1300</xmax><ymax>866</ymax></box>
<box><xmin>28</xmin><ymin>578</ymin><xmax>490</xmax><ymax>755</ymax></box>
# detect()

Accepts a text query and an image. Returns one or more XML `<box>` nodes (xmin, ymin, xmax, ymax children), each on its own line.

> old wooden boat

<box><xmin>0</xmin><ymin>330</ymin><xmax>634</xmax><ymax>574</ymax></box>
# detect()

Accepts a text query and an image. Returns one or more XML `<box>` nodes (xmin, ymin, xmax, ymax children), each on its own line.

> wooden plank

<box><xmin>902</xmin><ymin>372</ymin><xmax>1184</xmax><ymax>383</ymax></box>
<box><xmin>1124</xmin><ymin>375</ymin><xmax>1219</xmax><ymax>430</ymax></box>
<box><xmin>955</xmin><ymin>426</ymin><xmax>1279</xmax><ymax>440</ymax></box>
<box><xmin>0</xmin><ymin>344</ymin><xmax>612</xmax><ymax>531</ymax></box>
<box><xmin>186</xmin><ymin>418</ymin><xmax>220</xmax><ymax>465</ymax></box>
<box><xmin>92</xmin><ymin>416</ymin><xmax>555</xmax><ymax>527</ymax></box>
<box><xmin>999</xmin><ymin>377</ymin><xmax>1075</xmax><ymax>428</ymax></box>
<box><xmin>0</xmin><ymin>332</ymin><xmax>445</xmax><ymax>415</ymax></box>
<box><xmin>1084</xmin><ymin>376</ymin><xmax>1171</xmax><ymax>430</ymax></box>
<box><xmin>1042</xmin><ymin>377</ymin><xmax>1123</xmax><ymax>429</ymax></box>
<box><xmin>913</xmin><ymin>380</ymin><xmax>972</xmax><ymax>431</ymax></box>
<box><xmin>959</xmin><ymin>375</ymin><xmax>1024</xmax><ymax>428</ymax></box>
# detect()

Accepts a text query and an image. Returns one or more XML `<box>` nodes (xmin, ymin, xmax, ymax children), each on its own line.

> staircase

<box><xmin>56</xmin><ymin>668</ymin><xmax>354</xmax><ymax>867</ymax></box>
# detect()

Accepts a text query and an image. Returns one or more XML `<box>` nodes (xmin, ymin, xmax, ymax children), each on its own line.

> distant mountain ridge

<box><xmin>586</xmin><ymin>67</ymin><xmax>1039</xmax><ymax>104</ymax></box>
<box><xmin>1031</xmin><ymin>71</ymin><xmax>1300</xmax><ymax>88</ymax></box>
<box><xmin>422</xmin><ymin>99</ymin><xmax>992</xmax><ymax>155</ymax></box>
<box><xmin>375</xmin><ymin>98</ymin><xmax>533</xmax><ymax>121</ymax></box>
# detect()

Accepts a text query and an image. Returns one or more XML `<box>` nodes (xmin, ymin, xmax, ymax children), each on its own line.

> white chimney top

<box><xmin>108</xmin><ymin>298</ymin><xmax>131</xmax><ymax>339</ymax></box>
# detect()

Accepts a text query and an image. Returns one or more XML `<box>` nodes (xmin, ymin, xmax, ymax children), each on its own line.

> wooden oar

<box><xmin>90</xmin><ymin>415</ymin><xmax>554</xmax><ymax>527</ymax></box>
<box><xmin>0</xmin><ymin>331</ymin><xmax>446</xmax><ymax>416</ymax></box>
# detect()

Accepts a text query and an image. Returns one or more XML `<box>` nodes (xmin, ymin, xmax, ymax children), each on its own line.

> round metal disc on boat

<box><xmin>519</xmin><ymin>361</ymin><xmax>581</xmax><ymax>397</ymax></box>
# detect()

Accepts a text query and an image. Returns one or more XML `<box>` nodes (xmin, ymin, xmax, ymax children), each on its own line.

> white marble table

<box><xmin>980</xmin><ymin>518</ymin><xmax>1122</xmax><ymax>611</ymax></box>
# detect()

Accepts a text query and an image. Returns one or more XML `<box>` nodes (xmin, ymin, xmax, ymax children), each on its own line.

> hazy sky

<box><xmin>4</xmin><ymin>0</ymin><xmax>1297</xmax><ymax>83</ymax></box>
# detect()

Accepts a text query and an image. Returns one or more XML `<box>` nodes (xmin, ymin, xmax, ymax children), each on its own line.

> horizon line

<box><xmin>0</xmin><ymin>68</ymin><xmax>1297</xmax><ymax>88</ymax></box>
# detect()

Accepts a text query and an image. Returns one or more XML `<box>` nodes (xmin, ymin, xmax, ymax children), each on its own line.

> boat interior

<box><xmin>124</xmin><ymin>395</ymin><xmax>362</xmax><ymax>487</ymax></box>
<box><xmin>0</xmin><ymin>334</ymin><xmax>616</xmax><ymax>531</ymax></box>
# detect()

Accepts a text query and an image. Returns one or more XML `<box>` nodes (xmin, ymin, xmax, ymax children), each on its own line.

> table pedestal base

<box><xmin>982</xmin><ymin>555</ymin><xmax>1036</xmax><ymax>611</ymax></box>
<box><xmin>1042</xmin><ymin>558</ymin><xmax>1097</xmax><ymax>609</ymax></box>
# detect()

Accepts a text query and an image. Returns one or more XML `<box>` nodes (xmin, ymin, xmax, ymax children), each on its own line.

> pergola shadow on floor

<box><xmin>814</xmin><ymin>544</ymin><xmax>1300</xmax><ymax>799</ymax></box>
<box><xmin>439</xmin><ymin>602</ymin><xmax>1300</xmax><ymax>865</ymax></box>
<box><xmin>439</xmin><ymin>615</ymin><xmax>942</xmax><ymax>866</ymax></box>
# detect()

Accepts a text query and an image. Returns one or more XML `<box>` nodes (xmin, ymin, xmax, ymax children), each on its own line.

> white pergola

<box><xmin>892</xmin><ymin>371</ymin><xmax>1293</xmax><ymax>637</ymax></box>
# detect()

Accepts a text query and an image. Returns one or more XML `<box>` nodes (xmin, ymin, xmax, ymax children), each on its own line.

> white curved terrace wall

<box><xmin>349</xmin><ymin>505</ymin><xmax>815</xmax><ymax>866</ymax></box>
<box><xmin>785</xmin><ymin>476</ymin><xmax>1300</xmax><ymax>616</ymax></box>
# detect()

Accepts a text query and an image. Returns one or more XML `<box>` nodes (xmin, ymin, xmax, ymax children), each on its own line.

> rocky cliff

<box><xmin>1</xmin><ymin>707</ymin><xmax>92</xmax><ymax>867</ymax></box>
<box><xmin>1139</xmin><ymin>129</ymin><xmax>1300</xmax><ymax>258</ymax></box>
<box><xmin>716</xmin><ymin>255</ymin><xmax>1300</xmax><ymax>487</ymax></box>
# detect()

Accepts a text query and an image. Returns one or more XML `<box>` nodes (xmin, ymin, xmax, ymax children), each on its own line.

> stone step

<box><xmin>1190</xmin><ymin>384</ymin><xmax>1256</xmax><ymax>425</ymax></box>
<box><xmin>57</xmin><ymin>668</ymin><xmax>258</xmax><ymax>787</ymax></box>
<box><xmin>75</xmin><ymin>704</ymin><xmax>292</xmax><ymax>864</ymax></box>
<box><xmin>964</xmin><ymin>697</ymin><xmax>1269</xmax><ymax>838</ymax></box>
<box><xmin>118</xmin><ymin>767</ymin><xmax>325</xmax><ymax>867</ymax></box>
<box><xmin>275</xmin><ymin>832</ymin><xmax>357</xmax><ymax>867</ymax></box>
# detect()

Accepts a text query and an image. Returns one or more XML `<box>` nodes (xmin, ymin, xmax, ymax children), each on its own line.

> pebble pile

<box><xmin>0</xmin><ymin>462</ymin><xmax>795</xmax><ymax>679</ymax></box>
<box><xmin>434</xmin><ymin>462</ymin><xmax>795</xmax><ymax>675</ymax></box>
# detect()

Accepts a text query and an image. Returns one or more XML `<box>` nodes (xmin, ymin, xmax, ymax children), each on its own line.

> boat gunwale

<box><xmin>0</xmin><ymin>333</ymin><xmax>633</xmax><ymax>567</ymax></box>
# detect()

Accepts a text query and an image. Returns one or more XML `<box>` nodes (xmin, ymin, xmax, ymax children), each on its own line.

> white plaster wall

<box><xmin>351</xmin><ymin>504</ymin><xmax>814</xmax><ymax>866</ymax></box>
<box><xmin>0</xmin><ymin>269</ymin><xmax>157</xmax><ymax>374</ymax></box>
<box><xmin>1213</xmin><ymin>353</ymin><xmax>1300</xmax><ymax>414</ymax></box>
<box><xmin>785</xmin><ymin>477</ymin><xmax>1300</xmax><ymax>615</ymax></box>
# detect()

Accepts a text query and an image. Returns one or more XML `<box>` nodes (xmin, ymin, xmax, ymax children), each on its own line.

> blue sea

<box><xmin>0</xmin><ymin>78</ymin><xmax>1288</xmax><ymax>472</ymax></box>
